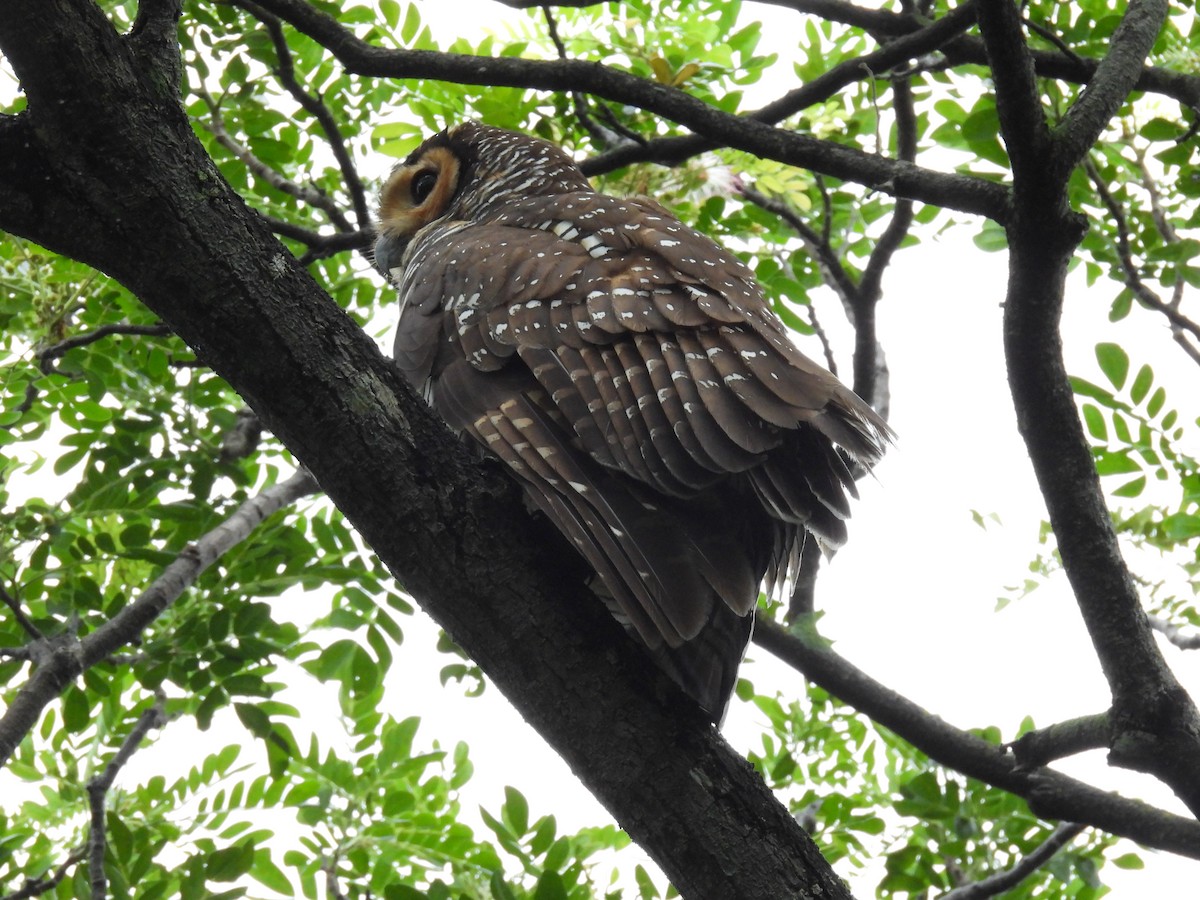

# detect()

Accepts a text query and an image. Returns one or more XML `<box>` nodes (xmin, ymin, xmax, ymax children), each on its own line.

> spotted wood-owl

<box><xmin>375</xmin><ymin>122</ymin><xmax>890</xmax><ymax>722</ymax></box>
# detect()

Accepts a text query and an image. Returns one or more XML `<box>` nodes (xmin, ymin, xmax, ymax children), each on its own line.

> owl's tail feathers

<box><xmin>812</xmin><ymin>387</ymin><xmax>894</xmax><ymax>469</ymax></box>
<box><xmin>515</xmin><ymin>436</ymin><xmax>759</xmax><ymax>722</ymax></box>
<box><xmin>436</xmin><ymin>361</ymin><xmax>759</xmax><ymax>720</ymax></box>
<box><xmin>621</xmin><ymin>589</ymin><xmax>753</xmax><ymax>725</ymax></box>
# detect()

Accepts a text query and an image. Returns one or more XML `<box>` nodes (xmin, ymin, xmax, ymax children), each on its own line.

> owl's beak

<box><xmin>373</xmin><ymin>233</ymin><xmax>405</xmax><ymax>286</ymax></box>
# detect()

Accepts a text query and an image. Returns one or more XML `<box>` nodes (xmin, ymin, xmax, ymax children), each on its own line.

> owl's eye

<box><xmin>411</xmin><ymin>170</ymin><xmax>439</xmax><ymax>205</ymax></box>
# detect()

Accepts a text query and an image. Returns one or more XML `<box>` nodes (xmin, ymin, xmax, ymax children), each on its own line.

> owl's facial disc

<box><xmin>377</xmin><ymin>145</ymin><xmax>462</xmax><ymax>244</ymax></box>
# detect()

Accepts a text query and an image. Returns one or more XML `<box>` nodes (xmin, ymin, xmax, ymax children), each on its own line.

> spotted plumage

<box><xmin>375</xmin><ymin>122</ymin><xmax>891</xmax><ymax>722</ymax></box>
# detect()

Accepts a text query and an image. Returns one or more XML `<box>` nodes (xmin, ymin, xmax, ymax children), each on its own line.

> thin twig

<box><xmin>802</xmin><ymin>291</ymin><xmax>840</xmax><ymax>378</ymax></box>
<box><xmin>1008</xmin><ymin>714</ymin><xmax>1110</xmax><ymax>768</ymax></box>
<box><xmin>541</xmin><ymin>6</ymin><xmax>628</xmax><ymax>149</ymax></box>
<box><xmin>2</xmin><ymin>323</ymin><xmax>174</xmax><ymax>431</ymax></box>
<box><xmin>1084</xmin><ymin>159</ymin><xmax>1200</xmax><ymax>349</ymax></box>
<box><xmin>197</xmin><ymin>88</ymin><xmax>353</xmax><ymax>230</ymax></box>
<box><xmin>87</xmin><ymin>696</ymin><xmax>168</xmax><ymax>899</ymax></box>
<box><xmin>0</xmin><ymin>846</ymin><xmax>86</xmax><ymax>900</ymax></box>
<box><xmin>1149</xmin><ymin>615</ymin><xmax>1200</xmax><ymax>650</ymax></box>
<box><xmin>37</xmin><ymin>322</ymin><xmax>172</xmax><ymax>369</ymax></box>
<box><xmin>260</xmin><ymin>213</ymin><xmax>374</xmax><ymax>261</ymax></box>
<box><xmin>1022</xmin><ymin>16</ymin><xmax>1085</xmax><ymax>65</ymax></box>
<box><xmin>235</xmin><ymin>0</ymin><xmax>372</xmax><ymax>229</ymax></box>
<box><xmin>739</xmin><ymin>186</ymin><xmax>859</xmax><ymax>308</ymax></box>
<box><xmin>322</xmin><ymin>854</ymin><xmax>348</xmax><ymax>900</ymax></box>
<box><xmin>0</xmin><ymin>468</ymin><xmax>321</xmax><ymax>768</ymax></box>
<box><xmin>940</xmin><ymin>823</ymin><xmax>1088</xmax><ymax>899</ymax></box>
<box><xmin>0</xmin><ymin>583</ymin><xmax>43</xmax><ymax>640</ymax></box>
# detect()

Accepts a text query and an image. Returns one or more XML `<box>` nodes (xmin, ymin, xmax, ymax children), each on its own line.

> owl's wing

<box><xmin>393</xmin><ymin>202</ymin><xmax>888</xmax><ymax>670</ymax></box>
<box><xmin>398</xmin><ymin>203</ymin><xmax>888</xmax><ymax>510</ymax></box>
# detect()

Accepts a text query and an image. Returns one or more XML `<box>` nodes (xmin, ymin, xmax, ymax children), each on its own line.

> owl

<box><xmin>375</xmin><ymin>122</ymin><xmax>890</xmax><ymax>722</ymax></box>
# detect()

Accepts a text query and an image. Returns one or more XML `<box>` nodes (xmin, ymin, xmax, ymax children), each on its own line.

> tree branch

<box><xmin>234</xmin><ymin>0</ymin><xmax>372</xmax><ymax>229</ymax></box>
<box><xmin>740</xmin><ymin>186</ymin><xmax>859</xmax><ymax>308</ymax></box>
<box><xmin>940</xmin><ymin>822</ymin><xmax>1087</xmax><ymax>899</ymax></box>
<box><xmin>752</xmin><ymin>619</ymin><xmax>1200</xmax><ymax>858</ymax></box>
<box><xmin>198</xmin><ymin>87</ymin><xmax>353</xmax><ymax>230</ymax></box>
<box><xmin>36</xmin><ymin>322</ymin><xmax>173</xmax><ymax>367</ymax></box>
<box><xmin>86</xmin><ymin>696</ymin><xmax>167</xmax><ymax>899</ymax></box>
<box><xmin>0</xmin><ymin>584</ymin><xmax>43</xmax><ymax>640</ymax></box>
<box><xmin>260</xmin><ymin>213</ymin><xmax>374</xmax><ymax>263</ymax></box>
<box><xmin>1008</xmin><ymin>714</ymin><xmax>1111</xmax><ymax>768</ymax></box>
<box><xmin>1083</xmin><ymin>158</ymin><xmax>1200</xmax><ymax>352</ymax></box>
<box><xmin>0</xmin><ymin>5</ymin><xmax>858</xmax><ymax>893</ymax></box>
<box><xmin>540</xmin><ymin>6</ymin><xmax>631</xmax><ymax>150</ymax></box>
<box><xmin>0</xmin><ymin>468</ymin><xmax>319</xmax><ymax>767</ymax></box>
<box><xmin>247</xmin><ymin>0</ymin><xmax>1011</xmax><ymax>222</ymax></box>
<box><xmin>583</xmin><ymin>0</ymin><xmax>981</xmax><ymax>177</ymax></box>
<box><xmin>1149</xmin><ymin>615</ymin><xmax>1200</xmax><ymax>651</ymax></box>
<box><xmin>1051</xmin><ymin>0</ymin><xmax>1171</xmax><ymax>178</ymax></box>
<box><xmin>762</xmin><ymin>0</ymin><xmax>1199</xmax><ymax>111</ymax></box>
<box><xmin>977</xmin><ymin>0</ymin><xmax>1051</xmax><ymax>176</ymax></box>
<box><xmin>980</xmin><ymin>0</ymin><xmax>1200</xmax><ymax>816</ymax></box>
<box><xmin>0</xmin><ymin>846</ymin><xmax>86</xmax><ymax>900</ymax></box>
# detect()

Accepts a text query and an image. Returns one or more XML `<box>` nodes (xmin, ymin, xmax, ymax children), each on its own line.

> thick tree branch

<box><xmin>1051</xmin><ymin>0</ymin><xmax>1171</xmax><ymax>178</ymax></box>
<box><xmin>978</xmin><ymin>0</ymin><xmax>1200</xmax><ymax>817</ymax></box>
<box><xmin>0</xmin><ymin>5</ymin><xmax>856</xmax><ymax>894</ymax></box>
<box><xmin>976</xmin><ymin>0</ymin><xmax>1051</xmax><ymax>175</ymax></box>
<box><xmin>753</xmin><ymin>619</ymin><xmax>1200</xmax><ymax>858</ymax></box>
<box><xmin>583</xmin><ymin>1</ymin><xmax>981</xmax><ymax>176</ymax></box>
<box><xmin>247</xmin><ymin>0</ymin><xmax>1011</xmax><ymax>222</ymax></box>
<box><xmin>0</xmin><ymin>468</ymin><xmax>319</xmax><ymax>767</ymax></box>
<box><xmin>940</xmin><ymin>823</ymin><xmax>1087</xmax><ymax>900</ymax></box>
<box><xmin>1008</xmin><ymin>714</ymin><xmax>1110</xmax><ymax>768</ymax></box>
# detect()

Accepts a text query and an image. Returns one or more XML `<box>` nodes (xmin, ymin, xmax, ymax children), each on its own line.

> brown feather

<box><xmin>378</xmin><ymin>122</ymin><xmax>893</xmax><ymax>722</ymax></box>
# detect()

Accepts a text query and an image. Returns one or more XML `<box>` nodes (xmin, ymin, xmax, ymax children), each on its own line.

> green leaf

<box><xmin>1129</xmin><ymin>364</ymin><xmax>1153</xmax><ymax>405</ymax></box>
<box><xmin>1113</xmin><ymin>476</ymin><xmax>1145</xmax><ymax>497</ymax></box>
<box><xmin>534</xmin><ymin>871</ymin><xmax>569</xmax><ymax>900</ymax></box>
<box><xmin>973</xmin><ymin>220</ymin><xmax>1008</xmax><ymax>252</ymax></box>
<box><xmin>1095</xmin><ymin>343</ymin><xmax>1128</xmax><ymax>390</ymax></box>
<box><xmin>250</xmin><ymin>849</ymin><xmax>294</xmax><ymax>893</ymax></box>
<box><xmin>234</xmin><ymin>702</ymin><xmax>273</xmax><ymax>739</ymax></box>
<box><xmin>207</xmin><ymin>841</ymin><xmax>255</xmax><ymax>881</ymax></box>
<box><xmin>503</xmin><ymin>785</ymin><xmax>530</xmax><ymax>837</ymax></box>
<box><xmin>1081</xmin><ymin>404</ymin><xmax>1106</xmax><ymax>441</ymax></box>
<box><xmin>380</xmin><ymin>0</ymin><xmax>400</xmax><ymax>29</ymax></box>
<box><xmin>62</xmin><ymin>685</ymin><xmax>91</xmax><ymax>733</ymax></box>
<box><xmin>1112</xmin><ymin>852</ymin><xmax>1145</xmax><ymax>869</ymax></box>
<box><xmin>1094</xmin><ymin>450</ymin><xmax>1141</xmax><ymax>475</ymax></box>
<box><xmin>1140</xmin><ymin>117</ymin><xmax>1181</xmax><ymax>141</ymax></box>
<box><xmin>1146</xmin><ymin>386</ymin><xmax>1166</xmax><ymax>418</ymax></box>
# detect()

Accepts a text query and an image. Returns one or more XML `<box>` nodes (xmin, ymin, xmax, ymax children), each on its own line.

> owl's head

<box><xmin>374</xmin><ymin>122</ymin><xmax>591</xmax><ymax>283</ymax></box>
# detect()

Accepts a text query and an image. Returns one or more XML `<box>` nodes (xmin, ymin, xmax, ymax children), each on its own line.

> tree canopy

<box><xmin>1</xmin><ymin>0</ymin><xmax>1199</xmax><ymax>897</ymax></box>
